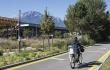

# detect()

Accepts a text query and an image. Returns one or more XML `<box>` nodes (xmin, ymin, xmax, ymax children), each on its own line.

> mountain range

<box><xmin>21</xmin><ymin>11</ymin><xmax>65</xmax><ymax>27</ymax></box>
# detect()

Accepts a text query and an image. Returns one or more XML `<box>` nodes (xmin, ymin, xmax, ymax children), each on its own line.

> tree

<box><xmin>65</xmin><ymin>2</ymin><xmax>87</xmax><ymax>35</ymax></box>
<box><xmin>79</xmin><ymin>0</ymin><xmax>109</xmax><ymax>41</ymax></box>
<box><xmin>65</xmin><ymin>0</ymin><xmax>110</xmax><ymax>42</ymax></box>
<box><xmin>40</xmin><ymin>9</ymin><xmax>55</xmax><ymax>49</ymax></box>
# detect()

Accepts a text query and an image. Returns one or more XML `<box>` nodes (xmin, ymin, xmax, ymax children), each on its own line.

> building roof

<box><xmin>0</xmin><ymin>16</ymin><xmax>17</xmax><ymax>26</ymax></box>
<box><xmin>0</xmin><ymin>16</ymin><xmax>67</xmax><ymax>30</ymax></box>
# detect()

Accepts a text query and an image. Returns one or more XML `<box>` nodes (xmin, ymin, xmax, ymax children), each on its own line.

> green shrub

<box><xmin>63</xmin><ymin>33</ymin><xmax>69</xmax><ymax>38</ymax></box>
<box><xmin>80</xmin><ymin>34</ymin><xmax>95</xmax><ymax>46</ymax></box>
<box><xmin>35</xmin><ymin>52</ymin><xmax>46</xmax><ymax>58</ymax></box>
<box><xmin>0</xmin><ymin>61</ymin><xmax>6</xmax><ymax>67</ymax></box>
<box><xmin>52</xmin><ymin>41</ymin><xmax>60</xmax><ymax>47</ymax></box>
<box><xmin>52</xmin><ymin>40</ymin><xmax>68</xmax><ymax>51</ymax></box>
<box><xmin>11</xmin><ymin>36</ymin><xmax>17</xmax><ymax>40</ymax></box>
<box><xmin>55</xmin><ymin>31</ymin><xmax>62</xmax><ymax>38</ymax></box>
<box><xmin>22</xmin><ymin>41</ymin><xmax>30</xmax><ymax>47</ymax></box>
<box><xmin>28</xmin><ymin>52</ymin><xmax>36</xmax><ymax>59</ymax></box>
<box><xmin>50</xmin><ymin>47</ymin><xmax>60</xmax><ymax>53</ymax></box>
<box><xmin>31</xmin><ymin>43</ymin><xmax>43</xmax><ymax>51</ymax></box>
<box><xmin>10</xmin><ymin>55</ymin><xmax>22</xmax><ymax>63</ymax></box>
<box><xmin>0</xmin><ymin>38</ymin><xmax>68</xmax><ymax>67</ymax></box>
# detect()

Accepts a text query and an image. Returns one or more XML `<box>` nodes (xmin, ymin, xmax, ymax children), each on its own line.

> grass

<box><xmin>0</xmin><ymin>47</ymin><xmax>66</xmax><ymax>67</ymax></box>
<box><xmin>0</xmin><ymin>38</ymin><xmax>68</xmax><ymax>67</ymax></box>
<box><xmin>99</xmin><ymin>55</ymin><xmax>110</xmax><ymax>70</ymax></box>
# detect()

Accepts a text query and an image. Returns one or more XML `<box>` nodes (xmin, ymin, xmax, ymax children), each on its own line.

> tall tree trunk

<box><xmin>52</xmin><ymin>36</ymin><xmax>53</xmax><ymax>47</ymax></box>
<box><xmin>48</xmin><ymin>34</ymin><xmax>50</xmax><ymax>50</ymax></box>
<box><xmin>43</xmin><ymin>36</ymin><xmax>45</xmax><ymax>50</ymax></box>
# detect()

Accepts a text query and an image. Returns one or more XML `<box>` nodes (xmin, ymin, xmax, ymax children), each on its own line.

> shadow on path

<box><xmin>78</xmin><ymin>61</ymin><xmax>102</xmax><ymax>69</ymax></box>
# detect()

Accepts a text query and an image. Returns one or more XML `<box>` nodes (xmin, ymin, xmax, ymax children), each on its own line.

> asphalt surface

<box><xmin>7</xmin><ymin>43</ymin><xmax>110</xmax><ymax>70</ymax></box>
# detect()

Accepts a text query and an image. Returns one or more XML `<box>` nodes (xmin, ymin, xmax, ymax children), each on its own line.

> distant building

<box><xmin>0</xmin><ymin>16</ymin><xmax>68</xmax><ymax>38</ymax></box>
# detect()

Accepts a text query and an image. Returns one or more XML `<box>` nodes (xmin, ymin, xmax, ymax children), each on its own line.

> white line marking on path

<box><xmin>51</xmin><ymin>57</ymin><xmax>66</xmax><ymax>61</ymax></box>
<box><xmin>87</xmin><ymin>51</ymin><xmax>104</xmax><ymax>53</ymax></box>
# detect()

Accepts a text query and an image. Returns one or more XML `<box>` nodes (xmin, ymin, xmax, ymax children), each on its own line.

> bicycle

<box><xmin>69</xmin><ymin>51</ymin><xmax>83</xmax><ymax>69</ymax></box>
<box><xmin>69</xmin><ymin>45</ymin><xmax>83</xmax><ymax>69</ymax></box>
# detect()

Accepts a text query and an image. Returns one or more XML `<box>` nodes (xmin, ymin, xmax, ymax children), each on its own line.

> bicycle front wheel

<box><xmin>79</xmin><ymin>53</ymin><xmax>83</xmax><ymax>64</ymax></box>
<box><xmin>70</xmin><ymin>55</ymin><xmax>75</xmax><ymax>69</ymax></box>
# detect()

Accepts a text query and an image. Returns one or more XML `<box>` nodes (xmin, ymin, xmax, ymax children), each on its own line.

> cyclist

<box><xmin>68</xmin><ymin>37</ymin><xmax>84</xmax><ymax>63</ymax></box>
<box><xmin>73</xmin><ymin>37</ymin><xmax>82</xmax><ymax>62</ymax></box>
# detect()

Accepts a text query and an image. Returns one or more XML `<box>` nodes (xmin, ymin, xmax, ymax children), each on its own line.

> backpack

<box><xmin>80</xmin><ymin>46</ymin><xmax>84</xmax><ymax>52</ymax></box>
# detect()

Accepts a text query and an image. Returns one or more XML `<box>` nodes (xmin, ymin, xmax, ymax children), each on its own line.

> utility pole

<box><xmin>18</xmin><ymin>10</ymin><xmax>21</xmax><ymax>52</ymax></box>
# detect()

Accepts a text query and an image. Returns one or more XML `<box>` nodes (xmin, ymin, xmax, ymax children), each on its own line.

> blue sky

<box><xmin>0</xmin><ymin>0</ymin><xmax>109</xmax><ymax>20</ymax></box>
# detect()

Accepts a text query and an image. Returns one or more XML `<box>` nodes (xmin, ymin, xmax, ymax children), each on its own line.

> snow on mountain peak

<box><xmin>21</xmin><ymin>11</ymin><xmax>65</xmax><ymax>27</ymax></box>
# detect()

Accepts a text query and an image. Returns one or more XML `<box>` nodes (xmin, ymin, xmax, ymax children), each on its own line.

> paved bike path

<box><xmin>7</xmin><ymin>44</ymin><xmax>110</xmax><ymax>70</ymax></box>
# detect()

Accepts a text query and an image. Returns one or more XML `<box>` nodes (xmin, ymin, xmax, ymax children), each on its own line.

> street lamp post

<box><xmin>18</xmin><ymin>10</ymin><xmax>21</xmax><ymax>52</ymax></box>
